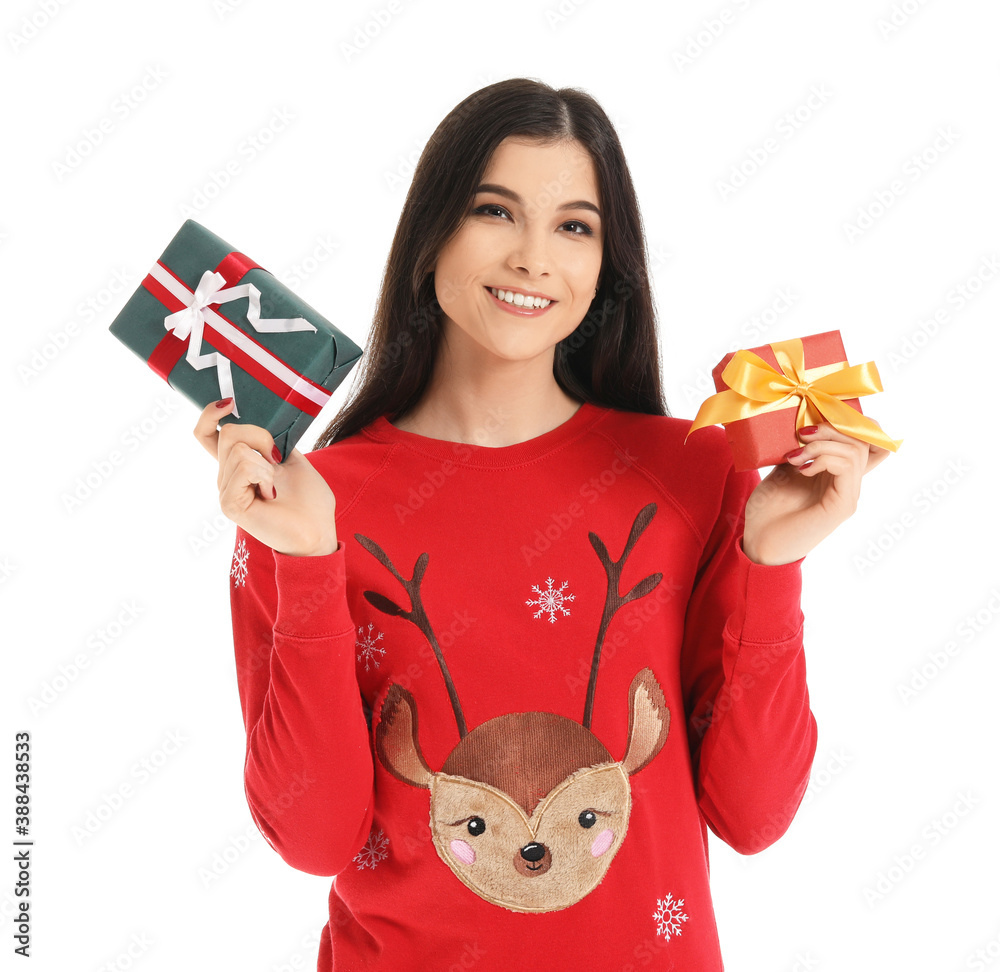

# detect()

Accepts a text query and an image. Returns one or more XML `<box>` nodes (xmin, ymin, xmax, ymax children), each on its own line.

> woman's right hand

<box><xmin>194</xmin><ymin>398</ymin><xmax>339</xmax><ymax>557</ymax></box>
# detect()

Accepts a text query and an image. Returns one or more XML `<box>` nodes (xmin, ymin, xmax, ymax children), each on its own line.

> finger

<box><xmin>219</xmin><ymin>441</ymin><xmax>276</xmax><ymax>518</ymax></box>
<box><xmin>864</xmin><ymin>443</ymin><xmax>891</xmax><ymax>474</ymax></box>
<box><xmin>216</xmin><ymin>421</ymin><xmax>282</xmax><ymax>492</ymax></box>
<box><xmin>798</xmin><ymin>420</ymin><xmax>895</xmax><ymax>474</ymax></box>
<box><xmin>194</xmin><ymin>398</ymin><xmax>236</xmax><ymax>459</ymax></box>
<box><xmin>794</xmin><ymin>453</ymin><xmax>856</xmax><ymax>478</ymax></box>
<box><xmin>786</xmin><ymin>438</ymin><xmax>865</xmax><ymax>470</ymax></box>
<box><xmin>797</xmin><ymin>421</ymin><xmax>874</xmax><ymax>450</ymax></box>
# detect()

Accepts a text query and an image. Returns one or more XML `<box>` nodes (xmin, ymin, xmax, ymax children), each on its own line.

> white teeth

<box><xmin>489</xmin><ymin>287</ymin><xmax>551</xmax><ymax>309</ymax></box>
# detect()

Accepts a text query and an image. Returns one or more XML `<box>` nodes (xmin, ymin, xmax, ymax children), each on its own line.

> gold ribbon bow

<box><xmin>685</xmin><ymin>337</ymin><xmax>903</xmax><ymax>453</ymax></box>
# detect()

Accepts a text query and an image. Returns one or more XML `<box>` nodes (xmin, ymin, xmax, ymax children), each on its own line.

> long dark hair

<box><xmin>312</xmin><ymin>77</ymin><xmax>669</xmax><ymax>450</ymax></box>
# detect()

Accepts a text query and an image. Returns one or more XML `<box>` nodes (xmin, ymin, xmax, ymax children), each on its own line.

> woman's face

<box><xmin>430</xmin><ymin>136</ymin><xmax>604</xmax><ymax>366</ymax></box>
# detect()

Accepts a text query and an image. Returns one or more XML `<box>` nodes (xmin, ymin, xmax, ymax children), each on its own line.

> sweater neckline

<box><xmin>363</xmin><ymin>400</ymin><xmax>607</xmax><ymax>468</ymax></box>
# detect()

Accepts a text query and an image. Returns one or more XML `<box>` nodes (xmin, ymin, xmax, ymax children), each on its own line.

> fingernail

<box><xmin>798</xmin><ymin>425</ymin><xmax>818</xmax><ymax>436</ymax></box>
<box><xmin>800</xmin><ymin>460</ymin><xmax>814</xmax><ymax>469</ymax></box>
<box><xmin>786</xmin><ymin>446</ymin><xmax>805</xmax><ymax>459</ymax></box>
<box><xmin>271</xmin><ymin>445</ymin><xmax>282</xmax><ymax>463</ymax></box>
<box><xmin>215</xmin><ymin>397</ymin><xmax>233</xmax><ymax>408</ymax></box>
<box><xmin>272</xmin><ymin>486</ymin><xmax>277</xmax><ymax>499</ymax></box>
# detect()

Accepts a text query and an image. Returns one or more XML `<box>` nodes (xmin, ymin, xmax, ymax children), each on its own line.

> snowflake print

<box><xmin>356</xmin><ymin>622</ymin><xmax>386</xmax><ymax>671</ymax></box>
<box><xmin>652</xmin><ymin>892</ymin><xmax>689</xmax><ymax>940</ymax></box>
<box><xmin>231</xmin><ymin>537</ymin><xmax>249</xmax><ymax>588</ymax></box>
<box><xmin>354</xmin><ymin>828</ymin><xmax>389</xmax><ymax>870</ymax></box>
<box><xmin>526</xmin><ymin>577</ymin><xmax>576</xmax><ymax>623</ymax></box>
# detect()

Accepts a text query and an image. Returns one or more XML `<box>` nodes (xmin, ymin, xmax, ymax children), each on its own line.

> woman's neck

<box><xmin>392</xmin><ymin>379</ymin><xmax>583</xmax><ymax>448</ymax></box>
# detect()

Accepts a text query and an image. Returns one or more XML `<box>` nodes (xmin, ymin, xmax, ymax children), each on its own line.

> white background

<box><xmin>3</xmin><ymin>1</ymin><xmax>998</xmax><ymax>970</ymax></box>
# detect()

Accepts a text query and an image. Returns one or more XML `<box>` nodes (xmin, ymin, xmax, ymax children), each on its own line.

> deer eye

<box><xmin>578</xmin><ymin>810</ymin><xmax>598</xmax><ymax>829</ymax></box>
<box><xmin>467</xmin><ymin>817</ymin><xmax>486</xmax><ymax>837</ymax></box>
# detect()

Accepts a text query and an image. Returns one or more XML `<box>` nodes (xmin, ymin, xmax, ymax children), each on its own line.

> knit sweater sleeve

<box><xmin>229</xmin><ymin>526</ymin><xmax>375</xmax><ymax>876</ymax></box>
<box><xmin>680</xmin><ymin>461</ymin><xmax>818</xmax><ymax>856</ymax></box>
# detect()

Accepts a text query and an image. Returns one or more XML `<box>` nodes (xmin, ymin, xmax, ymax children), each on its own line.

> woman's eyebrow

<box><xmin>475</xmin><ymin>183</ymin><xmax>602</xmax><ymax>219</ymax></box>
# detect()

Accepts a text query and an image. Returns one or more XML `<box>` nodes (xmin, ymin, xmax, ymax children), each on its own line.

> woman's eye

<box><xmin>474</xmin><ymin>203</ymin><xmax>509</xmax><ymax>219</ymax></box>
<box><xmin>472</xmin><ymin>205</ymin><xmax>593</xmax><ymax>236</ymax></box>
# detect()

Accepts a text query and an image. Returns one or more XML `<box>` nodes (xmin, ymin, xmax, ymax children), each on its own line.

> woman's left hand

<box><xmin>741</xmin><ymin>421</ymin><xmax>892</xmax><ymax>566</ymax></box>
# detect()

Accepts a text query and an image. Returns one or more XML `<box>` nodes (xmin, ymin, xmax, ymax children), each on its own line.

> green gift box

<box><xmin>108</xmin><ymin>219</ymin><xmax>363</xmax><ymax>459</ymax></box>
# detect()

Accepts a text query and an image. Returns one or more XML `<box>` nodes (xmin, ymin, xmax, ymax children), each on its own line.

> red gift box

<box><xmin>686</xmin><ymin>330</ymin><xmax>902</xmax><ymax>471</ymax></box>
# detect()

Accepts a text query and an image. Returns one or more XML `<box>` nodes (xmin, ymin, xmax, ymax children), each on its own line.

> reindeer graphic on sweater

<box><xmin>357</xmin><ymin>502</ymin><xmax>670</xmax><ymax>913</ymax></box>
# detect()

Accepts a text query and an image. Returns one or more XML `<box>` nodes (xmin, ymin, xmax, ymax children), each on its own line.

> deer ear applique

<box><xmin>375</xmin><ymin>684</ymin><xmax>433</xmax><ymax>789</ymax></box>
<box><xmin>621</xmin><ymin>667</ymin><xmax>670</xmax><ymax>776</ymax></box>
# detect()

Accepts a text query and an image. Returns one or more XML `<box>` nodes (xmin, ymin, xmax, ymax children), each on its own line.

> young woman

<box><xmin>195</xmin><ymin>78</ymin><xmax>888</xmax><ymax>971</ymax></box>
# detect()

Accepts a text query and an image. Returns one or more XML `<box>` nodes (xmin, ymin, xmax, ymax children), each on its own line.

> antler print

<box><xmin>582</xmin><ymin>503</ymin><xmax>663</xmax><ymax>730</ymax></box>
<box><xmin>354</xmin><ymin>533</ymin><xmax>468</xmax><ymax>739</ymax></box>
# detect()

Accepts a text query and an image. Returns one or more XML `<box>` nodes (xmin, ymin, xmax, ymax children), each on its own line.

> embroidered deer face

<box><xmin>357</xmin><ymin>502</ymin><xmax>670</xmax><ymax>913</ymax></box>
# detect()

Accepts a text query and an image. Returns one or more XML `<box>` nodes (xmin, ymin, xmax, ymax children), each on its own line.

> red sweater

<box><xmin>228</xmin><ymin>400</ymin><xmax>817</xmax><ymax>971</ymax></box>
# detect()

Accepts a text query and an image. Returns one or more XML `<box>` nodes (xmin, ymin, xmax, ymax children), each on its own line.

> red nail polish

<box><xmin>271</xmin><ymin>445</ymin><xmax>282</xmax><ymax>463</ymax></box>
<box><xmin>798</xmin><ymin>425</ymin><xmax>818</xmax><ymax>436</ymax></box>
<box><xmin>786</xmin><ymin>446</ymin><xmax>805</xmax><ymax>459</ymax></box>
<box><xmin>215</xmin><ymin>397</ymin><xmax>233</xmax><ymax>408</ymax></box>
<box><xmin>272</xmin><ymin>486</ymin><xmax>277</xmax><ymax>499</ymax></box>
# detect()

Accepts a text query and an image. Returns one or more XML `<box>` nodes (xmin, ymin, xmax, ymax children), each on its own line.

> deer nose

<box><xmin>514</xmin><ymin>841</ymin><xmax>552</xmax><ymax>877</ymax></box>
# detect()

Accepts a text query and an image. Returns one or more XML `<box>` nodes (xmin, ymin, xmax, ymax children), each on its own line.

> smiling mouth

<box><xmin>484</xmin><ymin>286</ymin><xmax>557</xmax><ymax>315</ymax></box>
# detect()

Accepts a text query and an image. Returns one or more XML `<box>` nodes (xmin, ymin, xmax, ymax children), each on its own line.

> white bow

<box><xmin>162</xmin><ymin>269</ymin><xmax>317</xmax><ymax>418</ymax></box>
